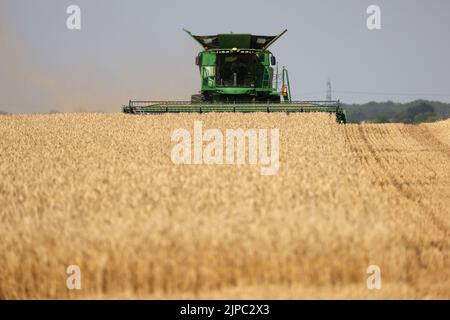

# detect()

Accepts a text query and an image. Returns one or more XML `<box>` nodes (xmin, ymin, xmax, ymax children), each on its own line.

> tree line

<box><xmin>344</xmin><ymin>100</ymin><xmax>450</xmax><ymax>123</ymax></box>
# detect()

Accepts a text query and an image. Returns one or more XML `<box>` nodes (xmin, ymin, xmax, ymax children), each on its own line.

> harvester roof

<box><xmin>183</xmin><ymin>29</ymin><xmax>287</xmax><ymax>50</ymax></box>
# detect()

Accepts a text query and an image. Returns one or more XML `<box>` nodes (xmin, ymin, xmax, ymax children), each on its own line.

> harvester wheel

<box><xmin>260</xmin><ymin>95</ymin><xmax>280</xmax><ymax>103</ymax></box>
<box><xmin>336</xmin><ymin>109</ymin><xmax>347</xmax><ymax>124</ymax></box>
<box><xmin>191</xmin><ymin>94</ymin><xmax>206</xmax><ymax>104</ymax></box>
<box><xmin>270</xmin><ymin>95</ymin><xmax>281</xmax><ymax>103</ymax></box>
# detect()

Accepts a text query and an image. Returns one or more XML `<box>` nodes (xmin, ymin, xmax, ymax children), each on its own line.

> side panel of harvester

<box><xmin>198</xmin><ymin>51</ymin><xmax>216</xmax><ymax>90</ymax></box>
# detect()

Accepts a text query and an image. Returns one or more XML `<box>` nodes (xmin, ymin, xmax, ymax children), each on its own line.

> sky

<box><xmin>1</xmin><ymin>0</ymin><xmax>450</xmax><ymax>113</ymax></box>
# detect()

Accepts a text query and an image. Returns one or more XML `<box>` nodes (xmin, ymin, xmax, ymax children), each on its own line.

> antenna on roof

<box><xmin>326</xmin><ymin>79</ymin><xmax>332</xmax><ymax>101</ymax></box>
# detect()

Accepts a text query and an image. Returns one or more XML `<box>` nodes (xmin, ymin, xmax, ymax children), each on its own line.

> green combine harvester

<box><xmin>122</xmin><ymin>29</ymin><xmax>346</xmax><ymax>123</ymax></box>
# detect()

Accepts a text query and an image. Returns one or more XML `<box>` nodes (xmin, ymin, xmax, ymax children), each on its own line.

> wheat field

<box><xmin>0</xmin><ymin>113</ymin><xmax>449</xmax><ymax>299</ymax></box>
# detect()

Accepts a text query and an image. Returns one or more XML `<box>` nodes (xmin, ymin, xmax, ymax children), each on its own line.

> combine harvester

<box><xmin>122</xmin><ymin>29</ymin><xmax>346</xmax><ymax>123</ymax></box>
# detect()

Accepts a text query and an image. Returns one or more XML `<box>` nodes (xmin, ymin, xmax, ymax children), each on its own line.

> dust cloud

<box><xmin>0</xmin><ymin>14</ymin><xmax>194</xmax><ymax>114</ymax></box>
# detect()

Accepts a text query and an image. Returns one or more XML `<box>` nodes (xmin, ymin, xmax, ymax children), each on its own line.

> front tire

<box><xmin>257</xmin><ymin>95</ymin><xmax>281</xmax><ymax>103</ymax></box>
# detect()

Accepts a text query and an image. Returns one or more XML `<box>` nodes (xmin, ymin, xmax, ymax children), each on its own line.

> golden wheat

<box><xmin>0</xmin><ymin>113</ymin><xmax>448</xmax><ymax>299</ymax></box>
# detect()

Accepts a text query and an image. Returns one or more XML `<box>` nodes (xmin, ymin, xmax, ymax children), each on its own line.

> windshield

<box><xmin>216</xmin><ymin>53</ymin><xmax>256</xmax><ymax>87</ymax></box>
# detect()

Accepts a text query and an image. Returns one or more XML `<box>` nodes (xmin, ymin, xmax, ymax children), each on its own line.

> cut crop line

<box><xmin>356</xmin><ymin>125</ymin><xmax>449</xmax><ymax>236</ymax></box>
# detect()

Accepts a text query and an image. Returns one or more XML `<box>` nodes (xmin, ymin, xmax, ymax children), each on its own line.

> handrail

<box><xmin>281</xmin><ymin>67</ymin><xmax>292</xmax><ymax>102</ymax></box>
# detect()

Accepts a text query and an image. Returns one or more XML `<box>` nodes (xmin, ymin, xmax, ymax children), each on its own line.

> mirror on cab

<box><xmin>270</xmin><ymin>55</ymin><xmax>276</xmax><ymax>66</ymax></box>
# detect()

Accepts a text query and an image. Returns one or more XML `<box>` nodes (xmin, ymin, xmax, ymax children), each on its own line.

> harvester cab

<box><xmin>186</xmin><ymin>29</ymin><xmax>289</xmax><ymax>103</ymax></box>
<box><xmin>122</xmin><ymin>29</ymin><xmax>346</xmax><ymax>123</ymax></box>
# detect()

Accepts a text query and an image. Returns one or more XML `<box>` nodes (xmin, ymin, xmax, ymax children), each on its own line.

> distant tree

<box><xmin>392</xmin><ymin>111</ymin><xmax>407</xmax><ymax>123</ymax></box>
<box><xmin>392</xmin><ymin>102</ymin><xmax>436</xmax><ymax>123</ymax></box>
<box><xmin>349</xmin><ymin>111</ymin><xmax>367</xmax><ymax>123</ymax></box>
<box><xmin>373</xmin><ymin>114</ymin><xmax>391</xmax><ymax>123</ymax></box>
<box><xmin>406</xmin><ymin>102</ymin><xmax>435</xmax><ymax>122</ymax></box>
<box><xmin>333</xmin><ymin>100</ymin><xmax>449</xmax><ymax>123</ymax></box>
<box><xmin>413</xmin><ymin>112</ymin><xmax>438</xmax><ymax>123</ymax></box>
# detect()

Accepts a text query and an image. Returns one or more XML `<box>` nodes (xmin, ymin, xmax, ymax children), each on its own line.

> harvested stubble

<box><xmin>0</xmin><ymin>113</ymin><xmax>449</xmax><ymax>299</ymax></box>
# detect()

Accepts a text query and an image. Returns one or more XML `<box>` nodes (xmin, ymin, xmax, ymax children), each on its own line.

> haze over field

<box><xmin>1</xmin><ymin>0</ymin><xmax>450</xmax><ymax>113</ymax></box>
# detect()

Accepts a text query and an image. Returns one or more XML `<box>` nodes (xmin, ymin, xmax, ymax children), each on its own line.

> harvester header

<box><xmin>122</xmin><ymin>29</ymin><xmax>346</xmax><ymax>123</ymax></box>
<box><xmin>183</xmin><ymin>29</ymin><xmax>288</xmax><ymax>50</ymax></box>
